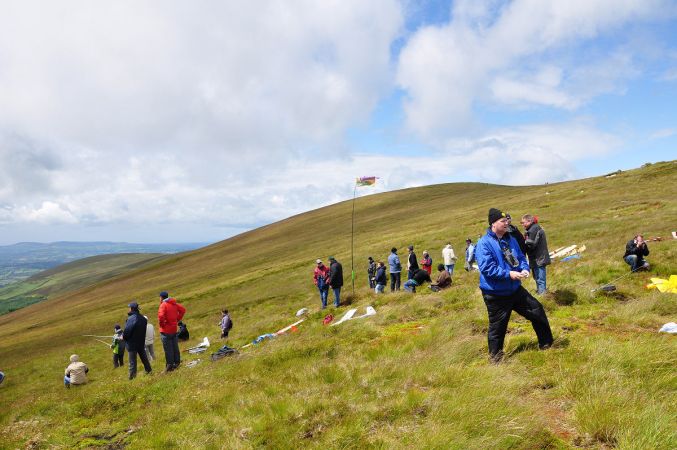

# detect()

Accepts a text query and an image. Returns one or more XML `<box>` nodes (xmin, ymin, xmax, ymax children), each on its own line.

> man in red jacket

<box><xmin>158</xmin><ymin>291</ymin><xmax>186</xmax><ymax>372</ymax></box>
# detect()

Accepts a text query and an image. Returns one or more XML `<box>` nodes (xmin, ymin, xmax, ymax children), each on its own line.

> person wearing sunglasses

<box><xmin>475</xmin><ymin>208</ymin><xmax>554</xmax><ymax>363</ymax></box>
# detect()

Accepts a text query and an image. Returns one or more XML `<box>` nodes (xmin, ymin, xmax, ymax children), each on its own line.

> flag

<box><xmin>356</xmin><ymin>176</ymin><xmax>377</xmax><ymax>187</ymax></box>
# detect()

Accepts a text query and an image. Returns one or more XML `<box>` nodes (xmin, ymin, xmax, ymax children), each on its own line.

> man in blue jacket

<box><xmin>123</xmin><ymin>301</ymin><xmax>152</xmax><ymax>379</ymax></box>
<box><xmin>476</xmin><ymin>208</ymin><xmax>554</xmax><ymax>363</ymax></box>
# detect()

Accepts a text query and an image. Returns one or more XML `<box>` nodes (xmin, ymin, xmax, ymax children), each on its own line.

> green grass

<box><xmin>0</xmin><ymin>161</ymin><xmax>676</xmax><ymax>449</ymax></box>
<box><xmin>0</xmin><ymin>253</ymin><xmax>168</xmax><ymax>315</ymax></box>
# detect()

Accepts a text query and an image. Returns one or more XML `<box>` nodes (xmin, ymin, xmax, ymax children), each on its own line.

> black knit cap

<box><xmin>488</xmin><ymin>208</ymin><xmax>506</xmax><ymax>225</ymax></box>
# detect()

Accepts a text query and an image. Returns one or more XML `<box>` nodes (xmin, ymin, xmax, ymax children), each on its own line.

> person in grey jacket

<box><xmin>521</xmin><ymin>214</ymin><xmax>551</xmax><ymax>294</ymax></box>
<box><xmin>387</xmin><ymin>248</ymin><xmax>402</xmax><ymax>292</ymax></box>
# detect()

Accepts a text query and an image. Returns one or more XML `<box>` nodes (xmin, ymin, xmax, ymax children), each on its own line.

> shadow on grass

<box><xmin>550</xmin><ymin>289</ymin><xmax>577</xmax><ymax>306</ymax></box>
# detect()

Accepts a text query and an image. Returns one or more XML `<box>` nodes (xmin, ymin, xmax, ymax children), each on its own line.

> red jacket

<box><xmin>313</xmin><ymin>265</ymin><xmax>329</xmax><ymax>286</ymax></box>
<box><xmin>158</xmin><ymin>298</ymin><xmax>186</xmax><ymax>334</ymax></box>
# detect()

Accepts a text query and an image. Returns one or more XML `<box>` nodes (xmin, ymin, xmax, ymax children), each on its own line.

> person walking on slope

<box><xmin>520</xmin><ymin>214</ymin><xmax>551</xmax><ymax>295</ymax></box>
<box><xmin>623</xmin><ymin>234</ymin><xmax>650</xmax><ymax>271</ymax></box>
<box><xmin>464</xmin><ymin>238</ymin><xmax>476</xmax><ymax>271</ymax></box>
<box><xmin>420</xmin><ymin>251</ymin><xmax>432</xmax><ymax>275</ymax></box>
<box><xmin>313</xmin><ymin>259</ymin><xmax>330</xmax><ymax>309</ymax></box>
<box><xmin>158</xmin><ymin>291</ymin><xmax>186</xmax><ymax>372</ymax></box>
<box><xmin>220</xmin><ymin>309</ymin><xmax>233</xmax><ymax>339</ymax></box>
<box><xmin>64</xmin><ymin>354</ymin><xmax>89</xmax><ymax>388</ymax></box>
<box><xmin>327</xmin><ymin>257</ymin><xmax>343</xmax><ymax>308</ymax></box>
<box><xmin>442</xmin><ymin>243</ymin><xmax>457</xmax><ymax>275</ymax></box>
<box><xmin>407</xmin><ymin>246</ymin><xmax>419</xmax><ymax>280</ymax></box>
<box><xmin>374</xmin><ymin>261</ymin><xmax>387</xmax><ymax>294</ymax></box>
<box><xmin>388</xmin><ymin>248</ymin><xmax>402</xmax><ymax>292</ymax></box>
<box><xmin>403</xmin><ymin>268</ymin><xmax>431</xmax><ymax>293</ymax></box>
<box><xmin>367</xmin><ymin>257</ymin><xmax>377</xmax><ymax>289</ymax></box>
<box><xmin>124</xmin><ymin>302</ymin><xmax>152</xmax><ymax>380</ymax></box>
<box><xmin>477</xmin><ymin>208</ymin><xmax>553</xmax><ymax>363</ymax></box>
<box><xmin>111</xmin><ymin>324</ymin><xmax>125</xmax><ymax>368</ymax></box>
<box><xmin>144</xmin><ymin>316</ymin><xmax>155</xmax><ymax>361</ymax></box>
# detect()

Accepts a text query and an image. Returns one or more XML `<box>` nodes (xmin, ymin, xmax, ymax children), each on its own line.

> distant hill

<box><xmin>0</xmin><ymin>253</ymin><xmax>169</xmax><ymax>315</ymax></box>
<box><xmin>0</xmin><ymin>241</ymin><xmax>206</xmax><ymax>287</ymax></box>
<box><xmin>0</xmin><ymin>161</ymin><xmax>674</xmax><ymax>448</ymax></box>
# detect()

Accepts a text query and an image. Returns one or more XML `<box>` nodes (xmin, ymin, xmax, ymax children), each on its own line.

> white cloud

<box><xmin>649</xmin><ymin>128</ymin><xmax>676</xmax><ymax>139</ymax></box>
<box><xmin>396</xmin><ymin>0</ymin><xmax>668</xmax><ymax>140</ymax></box>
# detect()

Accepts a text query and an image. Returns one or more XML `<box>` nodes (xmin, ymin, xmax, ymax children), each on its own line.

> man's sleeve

<box><xmin>123</xmin><ymin>318</ymin><xmax>134</xmax><ymax>341</ymax></box>
<box><xmin>177</xmin><ymin>303</ymin><xmax>186</xmax><ymax>321</ymax></box>
<box><xmin>158</xmin><ymin>304</ymin><xmax>166</xmax><ymax>327</ymax></box>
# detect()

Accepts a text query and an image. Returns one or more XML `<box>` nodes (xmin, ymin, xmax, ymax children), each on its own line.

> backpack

<box><xmin>226</xmin><ymin>316</ymin><xmax>233</xmax><ymax>331</ymax></box>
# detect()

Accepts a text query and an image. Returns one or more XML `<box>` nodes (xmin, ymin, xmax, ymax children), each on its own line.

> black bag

<box><xmin>211</xmin><ymin>345</ymin><xmax>237</xmax><ymax>361</ymax></box>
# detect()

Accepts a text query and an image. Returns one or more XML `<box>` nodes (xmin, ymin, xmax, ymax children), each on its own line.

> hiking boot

<box><xmin>489</xmin><ymin>351</ymin><xmax>504</xmax><ymax>364</ymax></box>
<box><xmin>539</xmin><ymin>343</ymin><xmax>552</xmax><ymax>351</ymax></box>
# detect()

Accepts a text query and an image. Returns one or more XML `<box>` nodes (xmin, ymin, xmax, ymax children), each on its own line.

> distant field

<box><xmin>0</xmin><ymin>161</ymin><xmax>675</xmax><ymax>449</ymax></box>
<box><xmin>0</xmin><ymin>253</ymin><xmax>168</xmax><ymax>315</ymax></box>
<box><xmin>0</xmin><ymin>241</ymin><xmax>206</xmax><ymax>287</ymax></box>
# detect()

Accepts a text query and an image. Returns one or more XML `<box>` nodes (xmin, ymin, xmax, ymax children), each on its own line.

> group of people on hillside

<box><xmin>313</xmin><ymin>257</ymin><xmax>344</xmax><ymax>309</ymax></box>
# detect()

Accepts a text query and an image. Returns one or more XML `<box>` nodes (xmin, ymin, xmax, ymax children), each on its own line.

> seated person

<box><xmin>177</xmin><ymin>321</ymin><xmax>190</xmax><ymax>341</ymax></box>
<box><xmin>623</xmin><ymin>234</ymin><xmax>650</xmax><ymax>271</ymax></box>
<box><xmin>64</xmin><ymin>354</ymin><xmax>89</xmax><ymax>388</ymax></box>
<box><xmin>430</xmin><ymin>264</ymin><xmax>452</xmax><ymax>292</ymax></box>
<box><xmin>404</xmin><ymin>268</ymin><xmax>432</xmax><ymax>293</ymax></box>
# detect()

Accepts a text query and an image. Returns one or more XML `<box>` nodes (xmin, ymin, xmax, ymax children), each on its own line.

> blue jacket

<box><xmin>476</xmin><ymin>228</ymin><xmax>530</xmax><ymax>296</ymax></box>
<box><xmin>123</xmin><ymin>311</ymin><xmax>148</xmax><ymax>352</ymax></box>
<box><xmin>388</xmin><ymin>252</ymin><xmax>401</xmax><ymax>274</ymax></box>
<box><xmin>375</xmin><ymin>266</ymin><xmax>387</xmax><ymax>285</ymax></box>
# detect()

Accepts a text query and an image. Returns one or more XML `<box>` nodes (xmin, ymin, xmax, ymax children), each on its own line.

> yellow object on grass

<box><xmin>646</xmin><ymin>275</ymin><xmax>677</xmax><ymax>293</ymax></box>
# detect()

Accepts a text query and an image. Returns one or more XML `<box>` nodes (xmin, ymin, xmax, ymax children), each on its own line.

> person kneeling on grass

<box><xmin>476</xmin><ymin>208</ymin><xmax>554</xmax><ymax>364</ymax></box>
<box><xmin>64</xmin><ymin>354</ymin><xmax>89</xmax><ymax>388</ymax></box>
<box><xmin>403</xmin><ymin>268</ymin><xmax>432</xmax><ymax>293</ymax></box>
<box><xmin>430</xmin><ymin>264</ymin><xmax>452</xmax><ymax>292</ymax></box>
<box><xmin>623</xmin><ymin>234</ymin><xmax>650</xmax><ymax>272</ymax></box>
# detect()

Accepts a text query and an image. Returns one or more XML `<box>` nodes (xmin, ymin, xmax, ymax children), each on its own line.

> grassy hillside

<box><xmin>0</xmin><ymin>161</ymin><xmax>675</xmax><ymax>449</ymax></box>
<box><xmin>0</xmin><ymin>253</ymin><xmax>168</xmax><ymax>315</ymax></box>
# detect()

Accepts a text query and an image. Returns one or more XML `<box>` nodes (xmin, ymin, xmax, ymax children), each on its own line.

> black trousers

<box><xmin>390</xmin><ymin>273</ymin><xmax>401</xmax><ymax>291</ymax></box>
<box><xmin>482</xmin><ymin>286</ymin><xmax>553</xmax><ymax>356</ymax></box>
<box><xmin>128</xmin><ymin>348</ymin><xmax>152</xmax><ymax>379</ymax></box>
<box><xmin>113</xmin><ymin>348</ymin><xmax>125</xmax><ymax>368</ymax></box>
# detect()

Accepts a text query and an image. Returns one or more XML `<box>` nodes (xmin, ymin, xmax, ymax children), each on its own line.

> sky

<box><xmin>0</xmin><ymin>0</ymin><xmax>676</xmax><ymax>245</ymax></box>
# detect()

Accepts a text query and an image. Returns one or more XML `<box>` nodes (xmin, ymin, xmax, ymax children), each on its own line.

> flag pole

<box><xmin>351</xmin><ymin>182</ymin><xmax>357</xmax><ymax>296</ymax></box>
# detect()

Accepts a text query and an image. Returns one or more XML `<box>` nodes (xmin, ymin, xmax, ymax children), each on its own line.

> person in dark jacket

<box><xmin>123</xmin><ymin>301</ymin><xmax>152</xmax><ymax>380</ymax></box>
<box><xmin>506</xmin><ymin>214</ymin><xmax>527</xmax><ymax>255</ymax></box>
<box><xmin>430</xmin><ymin>264</ymin><xmax>452</xmax><ymax>292</ymax></box>
<box><xmin>387</xmin><ymin>248</ymin><xmax>402</xmax><ymax>292</ymax></box>
<box><xmin>477</xmin><ymin>208</ymin><xmax>553</xmax><ymax>363</ymax></box>
<box><xmin>111</xmin><ymin>324</ymin><xmax>125</xmax><ymax>368</ymax></box>
<box><xmin>521</xmin><ymin>214</ymin><xmax>551</xmax><ymax>295</ymax></box>
<box><xmin>367</xmin><ymin>257</ymin><xmax>376</xmax><ymax>289</ymax></box>
<box><xmin>407</xmin><ymin>245</ymin><xmax>419</xmax><ymax>280</ymax></box>
<box><xmin>403</xmin><ymin>268</ymin><xmax>431</xmax><ymax>293</ymax></box>
<box><xmin>623</xmin><ymin>235</ymin><xmax>650</xmax><ymax>271</ymax></box>
<box><xmin>374</xmin><ymin>261</ymin><xmax>387</xmax><ymax>293</ymax></box>
<box><xmin>177</xmin><ymin>321</ymin><xmax>189</xmax><ymax>341</ymax></box>
<box><xmin>328</xmin><ymin>257</ymin><xmax>343</xmax><ymax>307</ymax></box>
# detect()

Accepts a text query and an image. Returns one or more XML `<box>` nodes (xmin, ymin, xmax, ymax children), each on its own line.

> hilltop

<box><xmin>0</xmin><ymin>161</ymin><xmax>675</xmax><ymax>449</ymax></box>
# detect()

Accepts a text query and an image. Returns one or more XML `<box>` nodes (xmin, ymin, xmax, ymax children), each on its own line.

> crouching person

<box><xmin>623</xmin><ymin>234</ymin><xmax>650</xmax><ymax>271</ymax></box>
<box><xmin>430</xmin><ymin>264</ymin><xmax>452</xmax><ymax>292</ymax></box>
<box><xmin>476</xmin><ymin>208</ymin><xmax>554</xmax><ymax>364</ymax></box>
<box><xmin>64</xmin><ymin>354</ymin><xmax>88</xmax><ymax>388</ymax></box>
<box><xmin>403</xmin><ymin>268</ymin><xmax>431</xmax><ymax>293</ymax></box>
